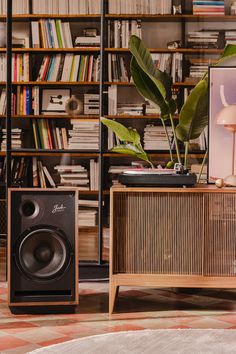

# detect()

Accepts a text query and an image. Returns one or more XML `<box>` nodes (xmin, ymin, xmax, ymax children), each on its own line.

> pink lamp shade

<box><xmin>216</xmin><ymin>105</ymin><xmax>236</xmax><ymax>131</ymax></box>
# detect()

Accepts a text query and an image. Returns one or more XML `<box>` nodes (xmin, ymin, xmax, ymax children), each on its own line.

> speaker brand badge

<box><xmin>52</xmin><ymin>204</ymin><xmax>67</xmax><ymax>214</ymax></box>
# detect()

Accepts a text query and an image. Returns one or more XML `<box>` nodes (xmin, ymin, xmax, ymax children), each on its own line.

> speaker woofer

<box><xmin>15</xmin><ymin>227</ymin><xmax>72</xmax><ymax>281</ymax></box>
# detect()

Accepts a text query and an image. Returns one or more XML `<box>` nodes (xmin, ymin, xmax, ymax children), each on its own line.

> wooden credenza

<box><xmin>109</xmin><ymin>186</ymin><xmax>236</xmax><ymax>314</ymax></box>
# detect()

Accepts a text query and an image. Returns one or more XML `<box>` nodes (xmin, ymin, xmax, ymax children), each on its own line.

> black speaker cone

<box><xmin>16</xmin><ymin>227</ymin><xmax>72</xmax><ymax>281</ymax></box>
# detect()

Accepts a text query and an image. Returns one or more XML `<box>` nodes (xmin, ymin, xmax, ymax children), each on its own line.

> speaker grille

<box><xmin>204</xmin><ymin>193</ymin><xmax>236</xmax><ymax>276</ymax></box>
<box><xmin>113</xmin><ymin>192</ymin><xmax>204</xmax><ymax>275</ymax></box>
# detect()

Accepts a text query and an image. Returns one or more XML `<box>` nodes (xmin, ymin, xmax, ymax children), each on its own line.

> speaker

<box><xmin>8</xmin><ymin>188</ymin><xmax>78</xmax><ymax>311</ymax></box>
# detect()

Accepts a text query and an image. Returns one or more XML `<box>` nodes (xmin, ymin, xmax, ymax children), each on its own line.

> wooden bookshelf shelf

<box><xmin>11</xmin><ymin>151</ymin><xmax>100</xmax><ymax>157</ymax></box>
<box><xmin>0</xmin><ymin>48</ymin><xmax>101</xmax><ymax>53</ymax></box>
<box><xmin>0</xmin><ymin>14</ymin><xmax>101</xmax><ymax>21</ymax></box>
<box><xmin>3</xmin><ymin>115</ymin><xmax>100</xmax><ymax>120</ymax></box>
<box><xmin>104</xmin><ymin>81</ymin><xmax>197</xmax><ymax>87</ymax></box>
<box><xmin>0</xmin><ymin>152</ymin><xmax>6</xmax><ymax>156</ymax></box>
<box><xmin>10</xmin><ymin>81</ymin><xmax>101</xmax><ymax>86</ymax></box>
<box><xmin>105</xmin><ymin>48</ymin><xmax>223</xmax><ymax>54</ymax></box>
<box><xmin>103</xmin><ymin>152</ymin><xmax>205</xmax><ymax>158</ymax></box>
<box><xmin>105</xmin><ymin>14</ymin><xmax>236</xmax><ymax>22</ymax></box>
<box><xmin>104</xmin><ymin>114</ymin><xmax>179</xmax><ymax>120</ymax></box>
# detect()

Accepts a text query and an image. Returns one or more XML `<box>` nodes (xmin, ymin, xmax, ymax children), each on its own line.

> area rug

<box><xmin>28</xmin><ymin>329</ymin><xmax>236</xmax><ymax>354</ymax></box>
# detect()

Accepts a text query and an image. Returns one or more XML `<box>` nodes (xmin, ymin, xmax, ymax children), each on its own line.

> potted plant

<box><xmin>101</xmin><ymin>36</ymin><xmax>236</xmax><ymax>176</ymax></box>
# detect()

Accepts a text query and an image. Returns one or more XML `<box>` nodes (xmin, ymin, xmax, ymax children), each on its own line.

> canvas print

<box><xmin>208</xmin><ymin>67</ymin><xmax>236</xmax><ymax>183</ymax></box>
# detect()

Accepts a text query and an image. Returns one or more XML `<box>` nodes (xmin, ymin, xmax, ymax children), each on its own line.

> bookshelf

<box><xmin>1</xmin><ymin>0</ymin><xmax>234</xmax><ymax>278</ymax></box>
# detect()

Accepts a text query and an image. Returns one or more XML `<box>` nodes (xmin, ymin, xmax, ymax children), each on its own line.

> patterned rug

<box><xmin>28</xmin><ymin>329</ymin><xmax>236</xmax><ymax>354</ymax></box>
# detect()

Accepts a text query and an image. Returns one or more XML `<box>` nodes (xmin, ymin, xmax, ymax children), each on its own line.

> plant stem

<box><xmin>161</xmin><ymin>118</ymin><xmax>173</xmax><ymax>163</ymax></box>
<box><xmin>184</xmin><ymin>141</ymin><xmax>189</xmax><ymax>170</ymax></box>
<box><xmin>197</xmin><ymin>149</ymin><xmax>208</xmax><ymax>183</ymax></box>
<box><xmin>169</xmin><ymin>114</ymin><xmax>181</xmax><ymax>165</ymax></box>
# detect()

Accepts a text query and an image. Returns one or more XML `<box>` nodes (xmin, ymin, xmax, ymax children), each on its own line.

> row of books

<box><xmin>108</xmin><ymin>20</ymin><xmax>142</xmax><ymax>48</ymax></box>
<box><xmin>36</xmin><ymin>54</ymin><xmax>100</xmax><ymax>82</ymax></box>
<box><xmin>68</xmin><ymin>121</ymin><xmax>100</xmax><ymax>150</ymax></box>
<box><xmin>32</xmin><ymin>0</ymin><xmax>101</xmax><ymax>15</ymax></box>
<box><xmin>0</xmin><ymin>54</ymin><xmax>30</xmax><ymax>82</ymax></box>
<box><xmin>192</xmin><ymin>0</ymin><xmax>225</xmax><ymax>16</ymax></box>
<box><xmin>32</xmin><ymin>119</ymin><xmax>68</xmax><ymax>150</ymax></box>
<box><xmin>225</xmin><ymin>31</ymin><xmax>236</xmax><ymax>45</ymax></box>
<box><xmin>108</xmin><ymin>54</ymin><xmax>129</xmax><ymax>82</ymax></box>
<box><xmin>108</xmin><ymin>0</ymin><xmax>172</xmax><ymax>14</ymax></box>
<box><xmin>152</xmin><ymin>53</ymin><xmax>183</xmax><ymax>83</ymax></box>
<box><xmin>0</xmin><ymin>128</ymin><xmax>22</xmax><ymax>151</ymax></box>
<box><xmin>31</xmin><ymin>20</ymin><xmax>73</xmax><ymax>49</ymax></box>
<box><xmin>0</xmin><ymin>0</ymin><xmax>29</xmax><ymax>14</ymax></box>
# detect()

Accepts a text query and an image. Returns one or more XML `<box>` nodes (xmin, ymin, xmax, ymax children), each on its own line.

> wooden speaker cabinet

<box><xmin>110</xmin><ymin>186</ymin><xmax>236</xmax><ymax>314</ymax></box>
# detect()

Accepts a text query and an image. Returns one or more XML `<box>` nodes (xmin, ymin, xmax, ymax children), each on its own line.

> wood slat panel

<box><xmin>113</xmin><ymin>192</ymin><xmax>204</xmax><ymax>275</ymax></box>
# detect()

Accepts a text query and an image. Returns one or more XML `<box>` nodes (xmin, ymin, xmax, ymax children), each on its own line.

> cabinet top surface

<box><xmin>111</xmin><ymin>185</ymin><xmax>236</xmax><ymax>193</ymax></box>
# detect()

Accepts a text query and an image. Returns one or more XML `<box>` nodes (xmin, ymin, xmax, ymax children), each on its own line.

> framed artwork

<box><xmin>208</xmin><ymin>66</ymin><xmax>236</xmax><ymax>183</ymax></box>
<box><xmin>41</xmin><ymin>89</ymin><xmax>71</xmax><ymax>115</ymax></box>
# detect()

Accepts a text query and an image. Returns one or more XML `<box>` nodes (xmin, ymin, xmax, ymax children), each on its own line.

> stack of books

<box><xmin>102</xmin><ymin>228</ymin><xmax>110</xmax><ymax>262</ymax></box>
<box><xmin>84</xmin><ymin>94</ymin><xmax>100</xmax><ymax>115</ymax></box>
<box><xmin>36</xmin><ymin>54</ymin><xmax>100</xmax><ymax>82</ymax></box>
<box><xmin>108</xmin><ymin>54</ymin><xmax>129</xmax><ymax>82</ymax></box>
<box><xmin>191</xmin><ymin>164</ymin><xmax>207</xmax><ymax>183</ymax></box>
<box><xmin>31</xmin><ymin>20</ymin><xmax>73</xmax><ymax>49</ymax></box>
<box><xmin>0</xmin><ymin>0</ymin><xmax>29</xmax><ymax>14</ymax></box>
<box><xmin>225</xmin><ymin>31</ymin><xmax>236</xmax><ymax>45</ymax></box>
<box><xmin>108</xmin><ymin>0</ymin><xmax>172</xmax><ymax>14</ymax></box>
<box><xmin>32</xmin><ymin>0</ymin><xmax>101</xmax><ymax>15</ymax></box>
<box><xmin>78</xmin><ymin>209</ymin><xmax>97</xmax><ymax>227</ymax></box>
<box><xmin>32</xmin><ymin>119</ymin><xmax>68</xmax><ymax>150</ymax></box>
<box><xmin>67</xmin><ymin>121</ymin><xmax>99</xmax><ymax>150</ymax></box>
<box><xmin>188</xmin><ymin>58</ymin><xmax>217</xmax><ymax>81</ymax></box>
<box><xmin>1</xmin><ymin>128</ymin><xmax>22</xmax><ymax>151</ymax></box>
<box><xmin>75</xmin><ymin>35</ymin><xmax>100</xmax><ymax>47</ymax></box>
<box><xmin>143</xmin><ymin>125</ymin><xmax>173</xmax><ymax>150</ymax></box>
<box><xmin>187</xmin><ymin>30</ymin><xmax>219</xmax><ymax>48</ymax></box>
<box><xmin>192</xmin><ymin>1</ymin><xmax>225</xmax><ymax>16</ymax></box>
<box><xmin>54</xmin><ymin>164</ymin><xmax>89</xmax><ymax>189</ymax></box>
<box><xmin>108</xmin><ymin>20</ymin><xmax>142</xmax><ymax>48</ymax></box>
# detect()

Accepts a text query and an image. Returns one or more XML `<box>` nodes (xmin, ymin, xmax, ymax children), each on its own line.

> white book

<box><xmin>62</xmin><ymin>22</ymin><xmax>73</xmax><ymax>48</ymax></box>
<box><xmin>61</xmin><ymin>54</ymin><xmax>73</xmax><ymax>81</ymax></box>
<box><xmin>69</xmin><ymin>0</ymin><xmax>79</xmax><ymax>14</ymax></box>
<box><xmin>50</xmin><ymin>20</ymin><xmax>59</xmax><ymax>48</ymax></box>
<box><xmin>90</xmin><ymin>159</ymin><xmax>95</xmax><ymax>190</ymax></box>
<box><xmin>31</xmin><ymin>22</ymin><xmax>40</xmax><ymax>48</ymax></box>
<box><xmin>43</xmin><ymin>166</ymin><xmax>56</xmax><ymax>187</ymax></box>
<box><xmin>56</xmin><ymin>127</ymin><xmax>62</xmax><ymax>149</ymax></box>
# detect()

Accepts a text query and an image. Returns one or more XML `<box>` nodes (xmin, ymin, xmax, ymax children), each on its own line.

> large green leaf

<box><xmin>112</xmin><ymin>144</ymin><xmax>153</xmax><ymax>167</ymax></box>
<box><xmin>131</xmin><ymin>57</ymin><xmax>170</xmax><ymax>119</ymax></box>
<box><xmin>129</xmin><ymin>35</ymin><xmax>172</xmax><ymax>100</ymax></box>
<box><xmin>176</xmin><ymin>44</ymin><xmax>236</xmax><ymax>143</ymax></box>
<box><xmin>176</xmin><ymin>80</ymin><xmax>208</xmax><ymax>141</ymax></box>
<box><xmin>101</xmin><ymin>117</ymin><xmax>140</xmax><ymax>143</ymax></box>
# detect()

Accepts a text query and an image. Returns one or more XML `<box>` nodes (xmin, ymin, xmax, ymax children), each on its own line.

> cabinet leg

<box><xmin>109</xmin><ymin>283</ymin><xmax>119</xmax><ymax>315</ymax></box>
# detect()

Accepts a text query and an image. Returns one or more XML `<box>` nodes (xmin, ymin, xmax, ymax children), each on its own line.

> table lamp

<box><xmin>217</xmin><ymin>104</ymin><xmax>236</xmax><ymax>186</ymax></box>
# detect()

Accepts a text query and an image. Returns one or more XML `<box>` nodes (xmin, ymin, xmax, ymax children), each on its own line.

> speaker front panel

<box><xmin>8</xmin><ymin>189</ymin><xmax>78</xmax><ymax>305</ymax></box>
